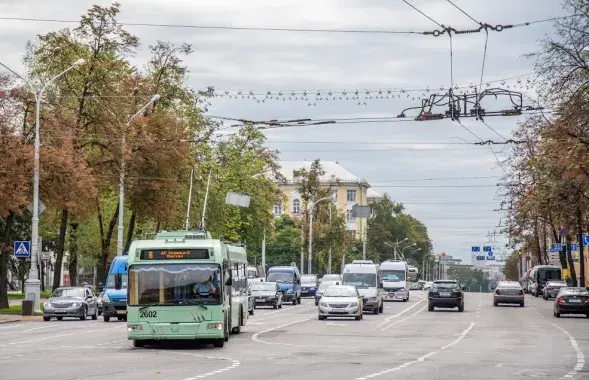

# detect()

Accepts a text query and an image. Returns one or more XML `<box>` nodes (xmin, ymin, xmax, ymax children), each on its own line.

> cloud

<box><xmin>0</xmin><ymin>0</ymin><xmax>562</xmax><ymax>263</ymax></box>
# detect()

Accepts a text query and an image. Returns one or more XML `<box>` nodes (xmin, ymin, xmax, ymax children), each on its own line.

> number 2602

<box><xmin>139</xmin><ymin>310</ymin><xmax>157</xmax><ymax>318</ymax></box>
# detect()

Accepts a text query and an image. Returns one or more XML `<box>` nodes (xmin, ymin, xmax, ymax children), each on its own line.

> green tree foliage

<box><xmin>263</xmin><ymin>215</ymin><xmax>303</xmax><ymax>268</ymax></box>
<box><xmin>366</xmin><ymin>194</ymin><xmax>432</xmax><ymax>266</ymax></box>
<box><xmin>446</xmin><ymin>266</ymin><xmax>490</xmax><ymax>292</ymax></box>
<box><xmin>503</xmin><ymin>251</ymin><xmax>522</xmax><ymax>281</ymax></box>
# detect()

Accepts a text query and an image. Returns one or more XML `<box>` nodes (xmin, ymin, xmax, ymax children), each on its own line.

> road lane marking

<box><xmin>380</xmin><ymin>305</ymin><xmax>426</xmax><ymax>331</ymax></box>
<box><xmin>0</xmin><ymin>324</ymin><xmax>62</xmax><ymax>335</ymax></box>
<box><xmin>164</xmin><ymin>351</ymin><xmax>240</xmax><ymax>380</ymax></box>
<box><xmin>355</xmin><ymin>322</ymin><xmax>476</xmax><ymax>380</ymax></box>
<box><xmin>373</xmin><ymin>298</ymin><xmax>425</xmax><ymax>329</ymax></box>
<box><xmin>553</xmin><ymin>324</ymin><xmax>585</xmax><ymax>379</ymax></box>
<box><xmin>0</xmin><ymin>325</ymin><xmax>124</xmax><ymax>347</ymax></box>
<box><xmin>252</xmin><ymin>318</ymin><xmax>310</xmax><ymax>346</ymax></box>
<box><xmin>326</xmin><ymin>321</ymin><xmax>348</xmax><ymax>326</ymax></box>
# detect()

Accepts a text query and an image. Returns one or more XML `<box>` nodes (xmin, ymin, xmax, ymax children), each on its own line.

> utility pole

<box><xmin>261</xmin><ymin>229</ymin><xmax>266</xmax><ymax>273</ymax></box>
<box><xmin>300</xmin><ymin>221</ymin><xmax>304</xmax><ymax>275</ymax></box>
<box><xmin>328</xmin><ymin>204</ymin><xmax>332</xmax><ymax>274</ymax></box>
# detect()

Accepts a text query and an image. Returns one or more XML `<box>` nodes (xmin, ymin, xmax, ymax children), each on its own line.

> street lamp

<box><xmin>0</xmin><ymin>58</ymin><xmax>87</xmax><ymax>312</ymax></box>
<box><xmin>307</xmin><ymin>195</ymin><xmax>333</xmax><ymax>274</ymax></box>
<box><xmin>116</xmin><ymin>94</ymin><xmax>161</xmax><ymax>256</ymax></box>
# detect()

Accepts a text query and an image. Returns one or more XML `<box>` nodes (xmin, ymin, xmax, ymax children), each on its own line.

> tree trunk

<box><xmin>155</xmin><ymin>220</ymin><xmax>161</xmax><ymax>233</ymax></box>
<box><xmin>96</xmin><ymin>203</ymin><xmax>119</xmax><ymax>284</ymax></box>
<box><xmin>534</xmin><ymin>218</ymin><xmax>542</xmax><ymax>265</ymax></box>
<box><xmin>578</xmin><ymin>206</ymin><xmax>585</xmax><ymax>287</ymax></box>
<box><xmin>552</xmin><ymin>225</ymin><xmax>568</xmax><ymax>269</ymax></box>
<box><xmin>52</xmin><ymin>208</ymin><xmax>69</xmax><ymax>291</ymax></box>
<box><xmin>124</xmin><ymin>211</ymin><xmax>136</xmax><ymax>255</ymax></box>
<box><xmin>0</xmin><ymin>212</ymin><xmax>15</xmax><ymax>309</ymax></box>
<box><xmin>68</xmin><ymin>222</ymin><xmax>79</xmax><ymax>286</ymax></box>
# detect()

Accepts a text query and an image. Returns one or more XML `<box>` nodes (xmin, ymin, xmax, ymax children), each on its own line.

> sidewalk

<box><xmin>0</xmin><ymin>314</ymin><xmax>41</xmax><ymax>323</ymax></box>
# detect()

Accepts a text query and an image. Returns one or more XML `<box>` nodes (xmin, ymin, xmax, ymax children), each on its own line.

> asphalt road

<box><xmin>1</xmin><ymin>291</ymin><xmax>588</xmax><ymax>380</ymax></box>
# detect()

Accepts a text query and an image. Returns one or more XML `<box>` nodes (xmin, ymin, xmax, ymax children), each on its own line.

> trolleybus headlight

<box><xmin>127</xmin><ymin>325</ymin><xmax>143</xmax><ymax>332</ymax></box>
<box><xmin>207</xmin><ymin>323</ymin><xmax>224</xmax><ymax>330</ymax></box>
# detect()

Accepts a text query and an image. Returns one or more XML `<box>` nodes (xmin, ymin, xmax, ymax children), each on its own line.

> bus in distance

<box><xmin>125</xmin><ymin>229</ymin><xmax>249</xmax><ymax>348</ymax></box>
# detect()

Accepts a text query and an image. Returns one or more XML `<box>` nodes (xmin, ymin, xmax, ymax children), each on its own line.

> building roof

<box><xmin>277</xmin><ymin>161</ymin><xmax>368</xmax><ymax>185</ymax></box>
<box><xmin>367</xmin><ymin>188</ymin><xmax>382</xmax><ymax>199</ymax></box>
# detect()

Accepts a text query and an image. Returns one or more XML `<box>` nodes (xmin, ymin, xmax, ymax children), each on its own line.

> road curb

<box><xmin>0</xmin><ymin>318</ymin><xmax>22</xmax><ymax>324</ymax></box>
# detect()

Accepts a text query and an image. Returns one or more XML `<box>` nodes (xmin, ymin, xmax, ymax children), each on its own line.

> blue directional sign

<box><xmin>483</xmin><ymin>246</ymin><xmax>492</xmax><ymax>252</ymax></box>
<box><xmin>584</xmin><ymin>235</ymin><xmax>589</xmax><ymax>246</ymax></box>
<box><xmin>487</xmin><ymin>250</ymin><xmax>494</xmax><ymax>257</ymax></box>
<box><xmin>487</xmin><ymin>256</ymin><xmax>495</xmax><ymax>260</ymax></box>
<box><xmin>476</xmin><ymin>255</ymin><xmax>486</xmax><ymax>261</ymax></box>
<box><xmin>572</xmin><ymin>244</ymin><xmax>578</xmax><ymax>251</ymax></box>
<box><xmin>471</xmin><ymin>246</ymin><xmax>480</xmax><ymax>252</ymax></box>
<box><xmin>547</xmin><ymin>248</ymin><xmax>558</xmax><ymax>253</ymax></box>
<box><xmin>555</xmin><ymin>243</ymin><xmax>562</xmax><ymax>251</ymax></box>
<box><xmin>13</xmin><ymin>241</ymin><xmax>30</xmax><ymax>258</ymax></box>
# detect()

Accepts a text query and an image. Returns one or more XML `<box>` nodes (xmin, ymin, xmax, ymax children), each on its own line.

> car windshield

<box><xmin>319</xmin><ymin>281</ymin><xmax>338</xmax><ymax>291</ymax></box>
<box><xmin>322</xmin><ymin>274</ymin><xmax>341</xmax><ymax>282</ymax></box>
<box><xmin>323</xmin><ymin>286</ymin><xmax>357</xmax><ymax>297</ymax></box>
<box><xmin>251</xmin><ymin>283</ymin><xmax>276</xmax><ymax>291</ymax></box>
<box><xmin>105</xmin><ymin>273</ymin><xmax>128</xmax><ymax>289</ymax></box>
<box><xmin>267</xmin><ymin>272</ymin><xmax>293</xmax><ymax>283</ymax></box>
<box><xmin>433</xmin><ymin>282</ymin><xmax>459</xmax><ymax>289</ymax></box>
<box><xmin>247</xmin><ymin>269</ymin><xmax>257</xmax><ymax>279</ymax></box>
<box><xmin>382</xmin><ymin>270</ymin><xmax>406</xmax><ymax>281</ymax></box>
<box><xmin>128</xmin><ymin>263</ymin><xmax>222</xmax><ymax>306</ymax></box>
<box><xmin>561</xmin><ymin>287</ymin><xmax>589</xmax><ymax>295</ymax></box>
<box><xmin>51</xmin><ymin>288</ymin><xmax>85</xmax><ymax>298</ymax></box>
<box><xmin>343</xmin><ymin>273</ymin><xmax>376</xmax><ymax>288</ymax></box>
<box><xmin>301</xmin><ymin>275</ymin><xmax>317</xmax><ymax>284</ymax></box>
<box><xmin>498</xmin><ymin>283</ymin><xmax>521</xmax><ymax>289</ymax></box>
<box><xmin>537</xmin><ymin>268</ymin><xmax>561</xmax><ymax>281</ymax></box>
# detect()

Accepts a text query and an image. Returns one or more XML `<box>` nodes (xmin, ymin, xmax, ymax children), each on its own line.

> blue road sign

<box><xmin>555</xmin><ymin>243</ymin><xmax>562</xmax><ymax>250</ymax></box>
<box><xmin>476</xmin><ymin>255</ymin><xmax>486</xmax><ymax>261</ymax></box>
<box><xmin>584</xmin><ymin>235</ymin><xmax>589</xmax><ymax>246</ymax></box>
<box><xmin>13</xmin><ymin>241</ymin><xmax>30</xmax><ymax>258</ymax></box>
<box><xmin>547</xmin><ymin>248</ymin><xmax>557</xmax><ymax>253</ymax></box>
<box><xmin>471</xmin><ymin>246</ymin><xmax>480</xmax><ymax>252</ymax></box>
<box><xmin>487</xmin><ymin>256</ymin><xmax>495</xmax><ymax>260</ymax></box>
<box><xmin>487</xmin><ymin>250</ymin><xmax>494</xmax><ymax>257</ymax></box>
<box><xmin>572</xmin><ymin>244</ymin><xmax>578</xmax><ymax>251</ymax></box>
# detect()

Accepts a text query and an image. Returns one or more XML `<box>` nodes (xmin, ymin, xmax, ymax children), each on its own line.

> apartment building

<box><xmin>274</xmin><ymin>161</ymin><xmax>373</xmax><ymax>239</ymax></box>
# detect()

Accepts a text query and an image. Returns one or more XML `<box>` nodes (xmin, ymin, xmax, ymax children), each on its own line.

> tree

<box><xmin>446</xmin><ymin>266</ymin><xmax>490</xmax><ymax>292</ymax></box>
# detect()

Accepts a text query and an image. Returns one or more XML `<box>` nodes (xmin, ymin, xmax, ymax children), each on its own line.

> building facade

<box><xmin>274</xmin><ymin>161</ymin><xmax>373</xmax><ymax>240</ymax></box>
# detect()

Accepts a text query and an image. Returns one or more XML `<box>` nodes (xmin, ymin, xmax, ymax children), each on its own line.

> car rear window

<box><xmin>498</xmin><ymin>283</ymin><xmax>521</xmax><ymax>289</ymax></box>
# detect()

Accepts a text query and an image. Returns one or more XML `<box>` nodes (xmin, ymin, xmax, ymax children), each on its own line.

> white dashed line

<box><xmin>0</xmin><ymin>325</ymin><xmax>124</xmax><ymax>347</ymax></box>
<box><xmin>252</xmin><ymin>318</ymin><xmax>310</xmax><ymax>346</ymax></box>
<box><xmin>380</xmin><ymin>305</ymin><xmax>426</xmax><ymax>331</ymax></box>
<box><xmin>553</xmin><ymin>324</ymin><xmax>585</xmax><ymax>379</ymax></box>
<box><xmin>355</xmin><ymin>322</ymin><xmax>476</xmax><ymax>380</ymax></box>
<box><xmin>167</xmin><ymin>351</ymin><xmax>240</xmax><ymax>380</ymax></box>
<box><xmin>0</xmin><ymin>324</ymin><xmax>61</xmax><ymax>335</ymax></box>
<box><xmin>373</xmin><ymin>298</ymin><xmax>425</xmax><ymax>330</ymax></box>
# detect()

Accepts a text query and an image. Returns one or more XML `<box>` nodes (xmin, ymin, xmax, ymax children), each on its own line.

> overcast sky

<box><xmin>0</xmin><ymin>0</ymin><xmax>563</xmax><ymax>264</ymax></box>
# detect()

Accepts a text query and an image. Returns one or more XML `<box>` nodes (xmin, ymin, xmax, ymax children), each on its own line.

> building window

<box><xmin>292</xmin><ymin>199</ymin><xmax>301</xmax><ymax>215</ymax></box>
<box><xmin>274</xmin><ymin>203</ymin><xmax>282</xmax><ymax>216</ymax></box>
<box><xmin>331</xmin><ymin>189</ymin><xmax>338</xmax><ymax>202</ymax></box>
<box><xmin>346</xmin><ymin>210</ymin><xmax>355</xmax><ymax>223</ymax></box>
<box><xmin>347</xmin><ymin>190</ymin><xmax>356</xmax><ymax>202</ymax></box>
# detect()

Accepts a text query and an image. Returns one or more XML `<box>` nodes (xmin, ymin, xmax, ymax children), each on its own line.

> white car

<box><xmin>423</xmin><ymin>281</ymin><xmax>434</xmax><ymax>290</ymax></box>
<box><xmin>318</xmin><ymin>285</ymin><xmax>364</xmax><ymax>321</ymax></box>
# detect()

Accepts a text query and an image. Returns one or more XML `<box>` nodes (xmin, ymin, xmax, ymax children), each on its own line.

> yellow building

<box><xmin>274</xmin><ymin>161</ymin><xmax>379</xmax><ymax>240</ymax></box>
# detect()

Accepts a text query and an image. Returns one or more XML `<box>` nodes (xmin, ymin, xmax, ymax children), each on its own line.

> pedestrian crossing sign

<box><xmin>13</xmin><ymin>241</ymin><xmax>30</xmax><ymax>258</ymax></box>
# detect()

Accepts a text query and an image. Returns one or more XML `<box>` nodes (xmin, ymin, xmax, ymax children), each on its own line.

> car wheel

<box><xmin>278</xmin><ymin>302</ymin><xmax>282</xmax><ymax>309</ymax></box>
<box><xmin>92</xmin><ymin>308</ymin><xmax>98</xmax><ymax>320</ymax></box>
<box><xmin>273</xmin><ymin>304</ymin><xmax>278</xmax><ymax>309</ymax></box>
<box><xmin>493</xmin><ymin>301</ymin><xmax>498</xmax><ymax>307</ymax></box>
<box><xmin>315</xmin><ymin>300</ymin><xmax>318</xmax><ymax>306</ymax></box>
<box><xmin>117</xmin><ymin>316</ymin><xmax>124</xmax><ymax>321</ymax></box>
<box><xmin>458</xmin><ymin>304</ymin><xmax>464</xmax><ymax>312</ymax></box>
<box><xmin>133</xmin><ymin>340</ymin><xmax>145</xmax><ymax>348</ymax></box>
<box><xmin>520</xmin><ymin>302</ymin><xmax>524</xmax><ymax>307</ymax></box>
<box><xmin>57</xmin><ymin>317</ymin><xmax>63</xmax><ymax>321</ymax></box>
<box><xmin>555</xmin><ymin>312</ymin><xmax>561</xmax><ymax>318</ymax></box>
<box><xmin>318</xmin><ymin>315</ymin><xmax>326</xmax><ymax>320</ymax></box>
<box><xmin>231</xmin><ymin>309</ymin><xmax>242</xmax><ymax>334</ymax></box>
<box><xmin>43</xmin><ymin>316</ymin><xmax>50</xmax><ymax>321</ymax></box>
<box><xmin>103</xmin><ymin>315</ymin><xmax>110</xmax><ymax>322</ymax></box>
<box><xmin>428</xmin><ymin>303</ymin><xmax>434</xmax><ymax>312</ymax></box>
<box><xmin>79</xmin><ymin>306</ymin><xmax>87</xmax><ymax>321</ymax></box>
<box><xmin>355</xmin><ymin>315</ymin><xmax>362</xmax><ymax>321</ymax></box>
<box><xmin>379</xmin><ymin>302</ymin><xmax>384</xmax><ymax>313</ymax></box>
<box><xmin>213</xmin><ymin>338</ymin><xmax>224</xmax><ymax>348</ymax></box>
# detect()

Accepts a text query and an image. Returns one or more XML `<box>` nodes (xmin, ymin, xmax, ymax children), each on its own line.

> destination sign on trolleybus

<box><xmin>140</xmin><ymin>249</ymin><xmax>210</xmax><ymax>260</ymax></box>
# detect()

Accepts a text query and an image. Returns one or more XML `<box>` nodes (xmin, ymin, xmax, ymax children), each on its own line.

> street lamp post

<box><xmin>30</xmin><ymin>59</ymin><xmax>87</xmax><ymax>312</ymax></box>
<box><xmin>116</xmin><ymin>94</ymin><xmax>160</xmax><ymax>256</ymax></box>
<box><xmin>0</xmin><ymin>58</ymin><xmax>87</xmax><ymax>312</ymax></box>
<box><xmin>307</xmin><ymin>196</ymin><xmax>332</xmax><ymax>275</ymax></box>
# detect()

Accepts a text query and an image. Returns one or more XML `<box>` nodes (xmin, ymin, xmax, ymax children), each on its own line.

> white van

<box><xmin>343</xmin><ymin>260</ymin><xmax>384</xmax><ymax>315</ymax></box>
<box><xmin>380</xmin><ymin>260</ymin><xmax>409</xmax><ymax>302</ymax></box>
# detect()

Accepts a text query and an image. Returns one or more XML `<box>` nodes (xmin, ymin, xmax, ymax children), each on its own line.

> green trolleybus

<box><xmin>125</xmin><ymin>229</ymin><xmax>249</xmax><ymax>348</ymax></box>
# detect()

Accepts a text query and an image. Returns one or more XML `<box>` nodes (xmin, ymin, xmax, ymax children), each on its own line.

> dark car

<box><xmin>251</xmin><ymin>281</ymin><xmax>283</xmax><ymax>309</ymax></box>
<box><xmin>247</xmin><ymin>282</ymin><xmax>254</xmax><ymax>315</ymax></box>
<box><xmin>554</xmin><ymin>287</ymin><xmax>589</xmax><ymax>318</ymax></box>
<box><xmin>428</xmin><ymin>280</ymin><xmax>465</xmax><ymax>312</ymax></box>
<box><xmin>43</xmin><ymin>286</ymin><xmax>99</xmax><ymax>321</ymax></box>
<box><xmin>301</xmin><ymin>274</ymin><xmax>319</xmax><ymax>297</ymax></box>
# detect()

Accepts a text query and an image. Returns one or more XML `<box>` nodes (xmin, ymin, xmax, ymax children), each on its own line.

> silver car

<box><xmin>543</xmin><ymin>280</ymin><xmax>567</xmax><ymax>300</ymax></box>
<box><xmin>493</xmin><ymin>281</ymin><xmax>524</xmax><ymax>307</ymax></box>
<box><xmin>43</xmin><ymin>286</ymin><xmax>99</xmax><ymax>321</ymax></box>
<box><xmin>318</xmin><ymin>285</ymin><xmax>364</xmax><ymax>320</ymax></box>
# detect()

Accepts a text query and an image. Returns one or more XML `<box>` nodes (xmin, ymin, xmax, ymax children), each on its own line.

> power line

<box><xmin>446</xmin><ymin>0</ymin><xmax>480</xmax><ymax>24</ymax></box>
<box><xmin>401</xmin><ymin>0</ymin><xmax>444</xmax><ymax>28</ymax></box>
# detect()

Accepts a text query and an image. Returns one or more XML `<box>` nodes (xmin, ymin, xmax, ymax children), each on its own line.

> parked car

<box><xmin>543</xmin><ymin>280</ymin><xmax>567</xmax><ymax>300</ymax></box>
<box><xmin>493</xmin><ymin>281</ymin><xmax>524</xmax><ymax>307</ymax></box>
<box><xmin>250</xmin><ymin>281</ymin><xmax>283</xmax><ymax>309</ymax></box>
<box><xmin>554</xmin><ymin>287</ymin><xmax>589</xmax><ymax>318</ymax></box>
<box><xmin>43</xmin><ymin>286</ymin><xmax>99</xmax><ymax>321</ymax></box>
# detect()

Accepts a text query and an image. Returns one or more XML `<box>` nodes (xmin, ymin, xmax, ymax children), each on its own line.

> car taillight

<box><xmin>495</xmin><ymin>290</ymin><xmax>501</xmax><ymax>295</ymax></box>
<box><xmin>585</xmin><ymin>297</ymin><xmax>589</xmax><ymax>303</ymax></box>
<box><xmin>519</xmin><ymin>290</ymin><xmax>524</xmax><ymax>295</ymax></box>
<box><xmin>557</xmin><ymin>297</ymin><xmax>565</xmax><ymax>303</ymax></box>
